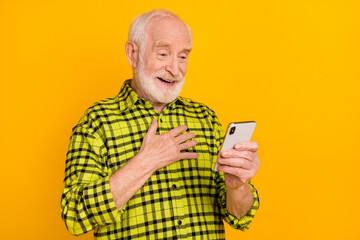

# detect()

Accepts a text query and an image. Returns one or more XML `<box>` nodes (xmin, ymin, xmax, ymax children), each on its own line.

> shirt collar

<box><xmin>177</xmin><ymin>96</ymin><xmax>192</xmax><ymax>106</ymax></box>
<box><xmin>117</xmin><ymin>79</ymin><xmax>139</xmax><ymax>111</ymax></box>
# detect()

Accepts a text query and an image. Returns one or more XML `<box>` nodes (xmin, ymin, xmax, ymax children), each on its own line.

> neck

<box><xmin>149</xmin><ymin>101</ymin><xmax>167</xmax><ymax>114</ymax></box>
<box><xmin>130</xmin><ymin>79</ymin><xmax>167</xmax><ymax>114</ymax></box>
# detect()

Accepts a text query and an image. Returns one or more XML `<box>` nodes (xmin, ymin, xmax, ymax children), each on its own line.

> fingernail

<box><xmin>222</xmin><ymin>151</ymin><xmax>229</xmax><ymax>156</ymax></box>
<box><xmin>235</xmin><ymin>144</ymin><xmax>242</xmax><ymax>149</ymax></box>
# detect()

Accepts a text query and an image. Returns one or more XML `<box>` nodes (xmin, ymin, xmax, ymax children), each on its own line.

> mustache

<box><xmin>152</xmin><ymin>70</ymin><xmax>184</xmax><ymax>82</ymax></box>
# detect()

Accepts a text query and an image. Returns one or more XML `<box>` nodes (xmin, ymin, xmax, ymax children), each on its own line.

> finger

<box><xmin>234</xmin><ymin>141</ymin><xmax>258</xmax><ymax>152</ymax></box>
<box><xmin>218</xmin><ymin>157</ymin><xmax>252</xmax><ymax>170</ymax></box>
<box><xmin>179</xmin><ymin>139</ymin><xmax>198</xmax><ymax>151</ymax></box>
<box><xmin>168</xmin><ymin>125</ymin><xmax>188</xmax><ymax>137</ymax></box>
<box><xmin>179</xmin><ymin>152</ymin><xmax>199</xmax><ymax>160</ymax></box>
<box><xmin>176</xmin><ymin>132</ymin><xmax>196</xmax><ymax>144</ymax></box>
<box><xmin>146</xmin><ymin>119</ymin><xmax>158</xmax><ymax>135</ymax></box>
<box><xmin>221</xmin><ymin>149</ymin><xmax>255</xmax><ymax>161</ymax></box>
<box><xmin>217</xmin><ymin>164</ymin><xmax>252</xmax><ymax>181</ymax></box>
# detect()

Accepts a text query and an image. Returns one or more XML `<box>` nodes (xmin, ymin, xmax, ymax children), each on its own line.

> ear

<box><xmin>125</xmin><ymin>41</ymin><xmax>139</xmax><ymax>69</ymax></box>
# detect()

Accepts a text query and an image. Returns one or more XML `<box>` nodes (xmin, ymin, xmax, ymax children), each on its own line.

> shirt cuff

<box><xmin>83</xmin><ymin>175</ymin><xmax>123</xmax><ymax>225</ymax></box>
<box><xmin>220</xmin><ymin>182</ymin><xmax>260</xmax><ymax>231</ymax></box>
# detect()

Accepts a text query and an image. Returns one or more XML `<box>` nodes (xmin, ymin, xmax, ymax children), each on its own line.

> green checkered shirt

<box><xmin>61</xmin><ymin>80</ymin><xmax>259</xmax><ymax>239</ymax></box>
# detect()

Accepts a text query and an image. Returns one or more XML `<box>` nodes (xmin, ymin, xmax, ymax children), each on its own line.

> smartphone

<box><xmin>214</xmin><ymin>121</ymin><xmax>256</xmax><ymax>171</ymax></box>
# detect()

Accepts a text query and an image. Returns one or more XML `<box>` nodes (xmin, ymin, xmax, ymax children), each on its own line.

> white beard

<box><xmin>133</xmin><ymin>57</ymin><xmax>185</xmax><ymax>104</ymax></box>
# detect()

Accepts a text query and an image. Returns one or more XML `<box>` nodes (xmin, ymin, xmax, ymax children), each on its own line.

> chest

<box><xmin>101</xmin><ymin>111</ymin><xmax>217</xmax><ymax>175</ymax></box>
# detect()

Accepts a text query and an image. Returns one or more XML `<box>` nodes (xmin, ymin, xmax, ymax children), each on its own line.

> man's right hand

<box><xmin>138</xmin><ymin>119</ymin><xmax>199</xmax><ymax>171</ymax></box>
<box><xmin>110</xmin><ymin>119</ymin><xmax>199</xmax><ymax>210</ymax></box>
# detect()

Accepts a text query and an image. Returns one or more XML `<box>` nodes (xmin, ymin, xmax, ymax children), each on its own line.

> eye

<box><xmin>179</xmin><ymin>54</ymin><xmax>188</xmax><ymax>62</ymax></box>
<box><xmin>157</xmin><ymin>51</ymin><xmax>169</xmax><ymax>59</ymax></box>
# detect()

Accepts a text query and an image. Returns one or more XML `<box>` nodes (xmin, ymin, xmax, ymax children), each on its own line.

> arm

<box><xmin>217</xmin><ymin>142</ymin><xmax>260</xmax><ymax>219</ymax></box>
<box><xmin>226</xmin><ymin>182</ymin><xmax>254</xmax><ymax>219</ymax></box>
<box><xmin>61</xmin><ymin>119</ymin><xmax>198</xmax><ymax>235</ymax></box>
<box><xmin>61</xmin><ymin>125</ymin><xmax>118</xmax><ymax>236</ymax></box>
<box><xmin>211</xmin><ymin>118</ymin><xmax>259</xmax><ymax>230</ymax></box>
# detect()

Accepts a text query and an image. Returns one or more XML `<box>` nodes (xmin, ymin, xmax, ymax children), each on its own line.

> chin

<box><xmin>152</xmin><ymin>90</ymin><xmax>180</xmax><ymax>104</ymax></box>
<box><xmin>133</xmin><ymin>66</ymin><xmax>185</xmax><ymax>104</ymax></box>
<box><xmin>154</xmin><ymin>80</ymin><xmax>184</xmax><ymax>103</ymax></box>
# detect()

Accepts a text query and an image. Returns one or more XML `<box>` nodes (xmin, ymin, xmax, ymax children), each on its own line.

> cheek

<box><xmin>180</xmin><ymin>63</ymin><xmax>188</xmax><ymax>75</ymax></box>
<box><xmin>145</xmin><ymin>61</ymin><xmax>166</xmax><ymax>76</ymax></box>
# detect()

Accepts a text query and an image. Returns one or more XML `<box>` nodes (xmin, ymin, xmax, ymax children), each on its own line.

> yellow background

<box><xmin>1</xmin><ymin>0</ymin><xmax>359</xmax><ymax>239</ymax></box>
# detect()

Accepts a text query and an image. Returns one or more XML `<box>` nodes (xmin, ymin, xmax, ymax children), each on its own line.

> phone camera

<box><xmin>229</xmin><ymin>126</ymin><xmax>236</xmax><ymax>135</ymax></box>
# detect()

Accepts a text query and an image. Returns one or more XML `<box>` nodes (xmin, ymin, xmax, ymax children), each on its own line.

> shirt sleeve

<box><xmin>212</xmin><ymin>117</ymin><xmax>260</xmax><ymax>231</ymax></box>
<box><xmin>61</xmin><ymin>123</ymin><xmax>122</xmax><ymax>236</ymax></box>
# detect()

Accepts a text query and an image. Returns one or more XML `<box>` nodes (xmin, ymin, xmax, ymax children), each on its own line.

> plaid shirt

<box><xmin>61</xmin><ymin>80</ymin><xmax>259</xmax><ymax>239</ymax></box>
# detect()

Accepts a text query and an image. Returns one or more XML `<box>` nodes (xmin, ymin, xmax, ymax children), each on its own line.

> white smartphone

<box><xmin>214</xmin><ymin>121</ymin><xmax>256</xmax><ymax>171</ymax></box>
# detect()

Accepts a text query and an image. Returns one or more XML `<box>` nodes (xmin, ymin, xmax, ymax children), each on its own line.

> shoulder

<box><xmin>75</xmin><ymin>95</ymin><xmax>119</xmax><ymax>131</ymax></box>
<box><xmin>178</xmin><ymin>96</ymin><xmax>219</xmax><ymax>123</ymax></box>
<box><xmin>87</xmin><ymin>95</ymin><xmax>119</xmax><ymax>115</ymax></box>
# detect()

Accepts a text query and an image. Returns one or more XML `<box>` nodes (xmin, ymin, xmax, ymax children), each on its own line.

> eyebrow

<box><xmin>153</xmin><ymin>41</ymin><xmax>192</xmax><ymax>53</ymax></box>
<box><xmin>154</xmin><ymin>42</ymin><xmax>170</xmax><ymax>48</ymax></box>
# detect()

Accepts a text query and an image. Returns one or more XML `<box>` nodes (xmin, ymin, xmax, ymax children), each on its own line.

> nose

<box><xmin>165</xmin><ymin>56</ymin><xmax>180</xmax><ymax>77</ymax></box>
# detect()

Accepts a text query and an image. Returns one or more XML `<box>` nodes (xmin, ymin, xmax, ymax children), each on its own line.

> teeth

<box><xmin>158</xmin><ymin>77</ymin><xmax>174</xmax><ymax>83</ymax></box>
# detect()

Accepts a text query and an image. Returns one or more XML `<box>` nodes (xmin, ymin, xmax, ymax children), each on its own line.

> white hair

<box><xmin>128</xmin><ymin>9</ymin><xmax>193</xmax><ymax>55</ymax></box>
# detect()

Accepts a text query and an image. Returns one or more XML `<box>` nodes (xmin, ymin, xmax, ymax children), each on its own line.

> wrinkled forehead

<box><xmin>145</xmin><ymin>16</ymin><xmax>192</xmax><ymax>49</ymax></box>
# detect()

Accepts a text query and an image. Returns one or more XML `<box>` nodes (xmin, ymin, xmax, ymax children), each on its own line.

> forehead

<box><xmin>145</xmin><ymin>16</ymin><xmax>192</xmax><ymax>50</ymax></box>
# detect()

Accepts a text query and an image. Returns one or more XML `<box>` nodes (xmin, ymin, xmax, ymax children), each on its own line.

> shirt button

<box><xmin>172</xmin><ymin>184</ymin><xmax>177</xmax><ymax>190</ymax></box>
<box><xmin>177</xmin><ymin>220</ymin><xmax>182</xmax><ymax>225</ymax></box>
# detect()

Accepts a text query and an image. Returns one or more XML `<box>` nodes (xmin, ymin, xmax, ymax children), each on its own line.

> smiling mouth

<box><xmin>157</xmin><ymin>77</ymin><xmax>175</xmax><ymax>84</ymax></box>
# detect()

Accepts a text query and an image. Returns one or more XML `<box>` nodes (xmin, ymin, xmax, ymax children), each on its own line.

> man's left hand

<box><xmin>217</xmin><ymin>141</ymin><xmax>260</xmax><ymax>189</ymax></box>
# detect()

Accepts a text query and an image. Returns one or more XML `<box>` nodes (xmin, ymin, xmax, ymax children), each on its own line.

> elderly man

<box><xmin>61</xmin><ymin>9</ymin><xmax>260</xmax><ymax>239</ymax></box>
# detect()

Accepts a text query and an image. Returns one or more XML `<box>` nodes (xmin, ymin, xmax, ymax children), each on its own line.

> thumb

<box><xmin>146</xmin><ymin>119</ymin><xmax>158</xmax><ymax>136</ymax></box>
